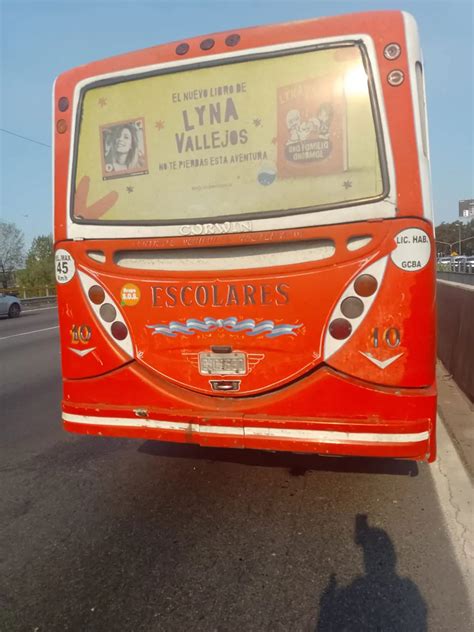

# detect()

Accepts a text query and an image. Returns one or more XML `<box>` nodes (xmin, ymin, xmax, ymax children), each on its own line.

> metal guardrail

<box><xmin>3</xmin><ymin>286</ymin><xmax>56</xmax><ymax>299</ymax></box>
<box><xmin>437</xmin><ymin>261</ymin><xmax>474</xmax><ymax>286</ymax></box>
<box><xmin>21</xmin><ymin>296</ymin><xmax>57</xmax><ymax>310</ymax></box>
<box><xmin>437</xmin><ymin>262</ymin><xmax>474</xmax><ymax>274</ymax></box>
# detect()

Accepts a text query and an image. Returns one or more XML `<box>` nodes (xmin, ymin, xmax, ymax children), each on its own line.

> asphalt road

<box><xmin>0</xmin><ymin>308</ymin><xmax>472</xmax><ymax>631</ymax></box>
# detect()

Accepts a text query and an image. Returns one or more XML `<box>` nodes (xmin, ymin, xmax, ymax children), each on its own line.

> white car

<box><xmin>0</xmin><ymin>292</ymin><xmax>22</xmax><ymax>317</ymax></box>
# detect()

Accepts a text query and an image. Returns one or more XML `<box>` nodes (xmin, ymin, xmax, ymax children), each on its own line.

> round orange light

<box><xmin>354</xmin><ymin>275</ymin><xmax>378</xmax><ymax>297</ymax></box>
<box><xmin>56</xmin><ymin>119</ymin><xmax>68</xmax><ymax>134</ymax></box>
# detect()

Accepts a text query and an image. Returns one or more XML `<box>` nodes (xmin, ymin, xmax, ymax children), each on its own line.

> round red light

<box><xmin>88</xmin><ymin>285</ymin><xmax>105</xmax><ymax>305</ymax></box>
<box><xmin>341</xmin><ymin>297</ymin><xmax>364</xmax><ymax>319</ymax></box>
<box><xmin>56</xmin><ymin>119</ymin><xmax>68</xmax><ymax>134</ymax></box>
<box><xmin>100</xmin><ymin>303</ymin><xmax>117</xmax><ymax>323</ymax></box>
<box><xmin>329</xmin><ymin>318</ymin><xmax>352</xmax><ymax>340</ymax></box>
<box><xmin>354</xmin><ymin>274</ymin><xmax>378</xmax><ymax>297</ymax></box>
<box><xmin>111</xmin><ymin>321</ymin><xmax>128</xmax><ymax>341</ymax></box>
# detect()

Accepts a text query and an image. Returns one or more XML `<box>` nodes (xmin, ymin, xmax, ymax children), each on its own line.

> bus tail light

<box><xmin>383</xmin><ymin>43</ymin><xmax>401</xmax><ymax>60</ymax></box>
<box><xmin>58</xmin><ymin>96</ymin><xmax>69</xmax><ymax>112</ymax></box>
<box><xmin>387</xmin><ymin>69</ymin><xmax>405</xmax><ymax>86</ymax></box>
<box><xmin>225</xmin><ymin>34</ymin><xmax>240</xmax><ymax>47</ymax></box>
<box><xmin>354</xmin><ymin>274</ymin><xmax>378</xmax><ymax>297</ymax></box>
<box><xmin>56</xmin><ymin>119</ymin><xmax>68</xmax><ymax>133</ymax></box>
<box><xmin>324</xmin><ymin>257</ymin><xmax>388</xmax><ymax>360</ymax></box>
<box><xmin>78</xmin><ymin>270</ymin><xmax>133</xmax><ymax>357</ymax></box>
<box><xmin>329</xmin><ymin>318</ymin><xmax>352</xmax><ymax>340</ymax></box>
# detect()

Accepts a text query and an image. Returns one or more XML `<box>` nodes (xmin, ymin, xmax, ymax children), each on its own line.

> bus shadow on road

<box><xmin>138</xmin><ymin>441</ymin><xmax>419</xmax><ymax>477</ymax></box>
<box><xmin>316</xmin><ymin>513</ymin><xmax>427</xmax><ymax>631</ymax></box>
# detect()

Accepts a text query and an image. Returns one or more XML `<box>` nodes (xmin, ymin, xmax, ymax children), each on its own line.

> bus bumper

<box><xmin>62</xmin><ymin>364</ymin><xmax>437</xmax><ymax>462</ymax></box>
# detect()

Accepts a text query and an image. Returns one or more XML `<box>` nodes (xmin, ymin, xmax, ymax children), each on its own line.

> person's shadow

<box><xmin>316</xmin><ymin>514</ymin><xmax>427</xmax><ymax>631</ymax></box>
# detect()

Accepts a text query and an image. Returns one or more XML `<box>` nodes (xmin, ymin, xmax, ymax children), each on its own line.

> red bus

<box><xmin>54</xmin><ymin>11</ymin><xmax>436</xmax><ymax>461</ymax></box>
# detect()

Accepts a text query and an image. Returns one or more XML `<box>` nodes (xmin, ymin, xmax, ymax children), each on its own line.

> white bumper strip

<box><xmin>63</xmin><ymin>412</ymin><xmax>429</xmax><ymax>444</ymax></box>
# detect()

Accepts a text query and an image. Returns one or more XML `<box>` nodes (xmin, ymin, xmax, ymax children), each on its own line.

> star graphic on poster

<box><xmin>126</xmin><ymin>186</ymin><xmax>134</xmax><ymax>193</ymax></box>
<box><xmin>98</xmin><ymin>98</ymin><xmax>107</xmax><ymax>108</ymax></box>
<box><xmin>271</xmin><ymin>137</ymin><xmax>277</xmax><ymax>145</ymax></box>
<box><xmin>253</xmin><ymin>118</ymin><xmax>262</xmax><ymax>127</ymax></box>
<box><xmin>343</xmin><ymin>180</ymin><xmax>353</xmax><ymax>189</ymax></box>
<box><xmin>155</xmin><ymin>120</ymin><xmax>165</xmax><ymax>130</ymax></box>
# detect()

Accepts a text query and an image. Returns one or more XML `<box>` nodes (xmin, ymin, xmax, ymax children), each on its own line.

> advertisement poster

<box><xmin>74</xmin><ymin>46</ymin><xmax>381</xmax><ymax>222</ymax></box>
<box><xmin>277</xmin><ymin>76</ymin><xmax>346</xmax><ymax>178</ymax></box>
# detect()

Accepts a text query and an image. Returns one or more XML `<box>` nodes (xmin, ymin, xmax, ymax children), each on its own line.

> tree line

<box><xmin>435</xmin><ymin>219</ymin><xmax>474</xmax><ymax>256</ymax></box>
<box><xmin>0</xmin><ymin>222</ymin><xmax>54</xmax><ymax>290</ymax></box>
<box><xmin>1</xmin><ymin>217</ymin><xmax>473</xmax><ymax>291</ymax></box>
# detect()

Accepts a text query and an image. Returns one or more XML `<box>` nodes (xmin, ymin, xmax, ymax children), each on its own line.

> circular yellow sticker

<box><xmin>121</xmin><ymin>283</ymin><xmax>141</xmax><ymax>306</ymax></box>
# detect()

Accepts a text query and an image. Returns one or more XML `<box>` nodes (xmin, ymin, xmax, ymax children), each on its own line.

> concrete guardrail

<box><xmin>437</xmin><ymin>271</ymin><xmax>474</xmax><ymax>286</ymax></box>
<box><xmin>437</xmin><ymin>279</ymin><xmax>474</xmax><ymax>402</ymax></box>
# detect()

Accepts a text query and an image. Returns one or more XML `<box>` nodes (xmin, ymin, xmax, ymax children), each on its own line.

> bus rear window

<box><xmin>73</xmin><ymin>44</ymin><xmax>385</xmax><ymax>224</ymax></box>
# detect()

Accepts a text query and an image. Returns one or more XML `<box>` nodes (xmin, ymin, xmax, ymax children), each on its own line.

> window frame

<box><xmin>69</xmin><ymin>39</ymin><xmax>390</xmax><ymax>228</ymax></box>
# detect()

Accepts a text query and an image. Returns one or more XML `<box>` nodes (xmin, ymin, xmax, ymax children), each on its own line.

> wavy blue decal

<box><xmin>146</xmin><ymin>317</ymin><xmax>302</xmax><ymax>338</ymax></box>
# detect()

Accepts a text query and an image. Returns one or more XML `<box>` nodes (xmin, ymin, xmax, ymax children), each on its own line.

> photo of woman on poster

<box><xmin>101</xmin><ymin>119</ymin><xmax>147</xmax><ymax>179</ymax></box>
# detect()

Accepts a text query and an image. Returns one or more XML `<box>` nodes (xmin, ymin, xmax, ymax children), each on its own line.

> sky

<box><xmin>1</xmin><ymin>0</ymin><xmax>473</xmax><ymax>247</ymax></box>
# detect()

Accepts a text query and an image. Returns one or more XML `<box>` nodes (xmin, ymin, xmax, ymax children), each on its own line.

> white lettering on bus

<box><xmin>391</xmin><ymin>228</ymin><xmax>431</xmax><ymax>272</ymax></box>
<box><xmin>179</xmin><ymin>221</ymin><xmax>253</xmax><ymax>236</ymax></box>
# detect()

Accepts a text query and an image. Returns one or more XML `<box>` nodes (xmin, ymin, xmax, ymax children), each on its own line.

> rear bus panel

<box><xmin>54</xmin><ymin>11</ymin><xmax>436</xmax><ymax>461</ymax></box>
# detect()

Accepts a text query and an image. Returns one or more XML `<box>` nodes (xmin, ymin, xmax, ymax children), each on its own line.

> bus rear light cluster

<box><xmin>78</xmin><ymin>270</ymin><xmax>133</xmax><ymax>357</ymax></box>
<box><xmin>175</xmin><ymin>33</ymin><xmax>240</xmax><ymax>56</ymax></box>
<box><xmin>324</xmin><ymin>257</ymin><xmax>388</xmax><ymax>360</ymax></box>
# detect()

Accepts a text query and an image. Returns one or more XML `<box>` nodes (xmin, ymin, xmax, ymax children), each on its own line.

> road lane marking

<box><xmin>0</xmin><ymin>326</ymin><xmax>59</xmax><ymax>341</ymax></box>
<box><xmin>23</xmin><ymin>306</ymin><xmax>57</xmax><ymax>313</ymax></box>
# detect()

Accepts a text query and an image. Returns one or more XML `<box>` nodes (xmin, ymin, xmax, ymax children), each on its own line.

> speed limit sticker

<box><xmin>55</xmin><ymin>249</ymin><xmax>76</xmax><ymax>284</ymax></box>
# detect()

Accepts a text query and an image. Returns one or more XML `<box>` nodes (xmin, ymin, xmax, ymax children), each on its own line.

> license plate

<box><xmin>198</xmin><ymin>352</ymin><xmax>247</xmax><ymax>376</ymax></box>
